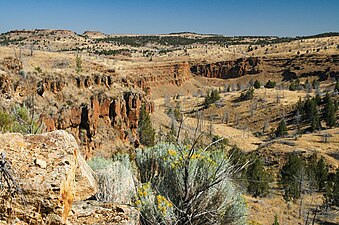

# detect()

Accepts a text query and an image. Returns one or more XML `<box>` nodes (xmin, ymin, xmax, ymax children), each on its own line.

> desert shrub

<box><xmin>88</xmin><ymin>155</ymin><xmax>135</xmax><ymax>203</ymax></box>
<box><xmin>75</xmin><ymin>54</ymin><xmax>82</xmax><ymax>73</ymax></box>
<box><xmin>0</xmin><ymin>104</ymin><xmax>43</xmax><ymax>134</ymax></box>
<box><xmin>135</xmin><ymin>143</ymin><xmax>248</xmax><ymax>225</ymax></box>
<box><xmin>0</xmin><ymin>110</ymin><xmax>15</xmax><ymax>132</ymax></box>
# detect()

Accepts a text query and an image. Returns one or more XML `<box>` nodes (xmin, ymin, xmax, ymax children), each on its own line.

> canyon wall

<box><xmin>190</xmin><ymin>57</ymin><xmax>261</xmax><ymax>79</ymax></box>
<box><xmin>190</xmin><ymin>54</ymin><xmax>339</xmax><ymax>81</ymax></box>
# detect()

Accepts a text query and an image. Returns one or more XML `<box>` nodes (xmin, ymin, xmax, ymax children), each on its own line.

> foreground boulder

<box><xmin>0</xmin><ymin>130</ymin><xmax>138</xmax><ymax>224</ymax></box>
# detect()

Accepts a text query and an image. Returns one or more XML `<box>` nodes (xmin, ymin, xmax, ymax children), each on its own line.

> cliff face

<box><xmin>190</xmin><ymin>57</ymin><xmax>261</xmax><ymax>79</ymax></box>
<box><xmin>128</xmin><ymin>62</ymin><xmax>192</xmax><ymax>92</ymax></box>
<box><xmin>190</xmin><ymin>54</ymin><xmax>339</xmax><ymax>81</ymax></box>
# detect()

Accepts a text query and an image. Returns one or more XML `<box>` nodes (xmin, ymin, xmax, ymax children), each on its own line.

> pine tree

<box><xmin>303</xmin><ymin>97</ymin><xmax>321</xmax><ymax>131</ymax></box>
<box><xmin>138</xmin><ymin>104</ymin><xmax>155</xmax><ymax>147</ymax></box>
<box><xmin>281</xmin><ymin>154</ymin><xmax>303</xmax><ymax>201</ymax></box>
<box><xmin>246</xmin><ymin>158</ymin><xmax>269</xmax><ymax>197</ymax></box>
<box><xmin>275</xmin><ymin>119</ymin><xmax>288</xmax><ymax>137</ymax></box>
<box><xmin>310</xmin><ymin>110</ymin><xmax>321</xmax><ymax>131</ymax></box>
<box><xmin>324</xmin><ymin>96</ymin><xmax>336</xmax><ymax>128</ymax></box>
<box><xmin>326</xmin><ymin>169</ymin><xmax>339</xmax><ymax>206</ymax></box>
<box><xmin>315</xmin><ymin>156</ymin><xmax>329</xmax><ymax>191</ymax></box>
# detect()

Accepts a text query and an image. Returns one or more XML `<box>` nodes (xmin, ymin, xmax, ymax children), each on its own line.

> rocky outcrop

<box><xmin>0</xmin><ymin>130</ymin><xmax>139</xmax><ymax>225</ymax></box>
<box><xmin>129</xmin><ymin>62</ymin><xmax>192</xmax><ymax>91</ymax></box>
<box><xmin>37</xmin><ymin>76</ymin><xmax>66</xmax><ymax>95</ymax></box>
<box><xmin>190</xmin><ymin>57</ymin><xmax>260</xmax><ymax>79</ymax></box>
<box><xmin>42</xmin><ymin>92</ymin><xmax>152</xmax><ymax>158</ymax></box>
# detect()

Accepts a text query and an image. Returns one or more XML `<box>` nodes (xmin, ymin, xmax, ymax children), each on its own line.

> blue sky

<box><xmin>1</xmin><ymin>0</ymin><xmax>338</xmax><ymax>36</ymax></box>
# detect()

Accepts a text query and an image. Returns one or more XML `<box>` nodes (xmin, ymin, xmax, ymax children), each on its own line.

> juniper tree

<box><xmin>264</xmin><ymin>80</ymin><xmax>276</xmax><ymax>89</ymax></box>
<box><xmin>275</xmin><ymin>119</ymin><xmax>288</xmax><ymax>137</ymax></box>
<box><xmin>246</xmin><ymin>158</ymin><xmax>269</xmax><ymax>197</ymax></box>
<box><xmin>204</xmin><ymin>89</ymin><xmax>220</xmax><ymax>108</ymax></box>
<box><xmin>307</xmin><ymin>154</ymin><xmax>329</xmax><ymax>191</ymax></box>
<box><xmin>324</xmin><ymin>96</ymin><xmax>336</xmax><ymax>128</ymax></box>
<box><xmin>281</xmin><ymin>154</ymin><xmax>304</xmax><ymax>201</ymax></box>
<box><xmin>253</xmin><ymin>80</ymin><xmax>261</xmax><ymax>89</ymax></box>
<box><xmin>76</xmin><ymin>54</ymin><xmax>82</xmax><ymax>73</ymax></box>
<box><xmin>138</xmin><ymin>104</ymin><xmax>155</xmax><ymax>147</ymax></box>
<box><xmin>303</xmin><ymin>97</ymin><xmax>321</xmax><ymax>131</ymax></box>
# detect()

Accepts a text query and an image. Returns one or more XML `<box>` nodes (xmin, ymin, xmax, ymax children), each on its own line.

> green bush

<box><xmin>135</xmin><ymin>143</ymin><xmax>248</xmax><ymax>225</ymax></box>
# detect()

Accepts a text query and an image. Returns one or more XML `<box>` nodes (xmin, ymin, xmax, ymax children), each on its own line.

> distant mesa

<box><xmin>82</xmin><ymin>31</ymin><xmax>107</xmax><ymax>39</ymax></box>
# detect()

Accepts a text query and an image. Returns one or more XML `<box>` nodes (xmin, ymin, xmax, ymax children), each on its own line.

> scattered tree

<box><xmin>253</xmin><ymin>80</ymin><xmax>261</xmax><ymax>89</ymax></box>
<box><xmin>238</xmin><ymin>88</ymin><xmax>254</xmax><ymax>101</ymax></box>
<box><xmin>246</xmin><ymin>158</ymin><xmax>269</xmax><ymax>197</ymax></box>
<box><xmin>275</xmin><ymin>119</ymin><xmax>288</xmax><ymax>138</ymax></box>
<box><xmin>281</xmin><ymin>154</ymin><xmax>304</xmax><ymax>201</ymax></box>
<box><xmin>204</xmin><ymin>89</ymin><xmax>220</xmax><ymax>108</ymax></box>
<box><xmin>138</xmin><ymin>104</ymin><xmax>155</xmax><ymax>147</ymax></box>
<box><xmin>265</xmin><ymin>80</ymin><xmax>276</xmax><ymax>89</ymax></box>
<box><xmin>335</xmin><ymin>79</ymin><xmax>339</xmax><ymax>93</ymax></box>
<box><xmin>324</xmin><ymin>96</ymin><xmax>337</xmax><ymax>128</ymax></box>
<box><xmin>76</xmin><ymin>54</ymin><xmax>82</xmax><ymax>73</ymax></box>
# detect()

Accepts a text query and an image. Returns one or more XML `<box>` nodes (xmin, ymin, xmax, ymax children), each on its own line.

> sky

<box><xmin>0</xmin><ymin>0</ymin><xmax>338</xmax><ymax>37</ymax></box>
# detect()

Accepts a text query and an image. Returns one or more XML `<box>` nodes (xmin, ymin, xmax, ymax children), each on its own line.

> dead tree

<box><xmin>0</xmin><ymin>152</ymin><xmax>24</xmax><ymax>199</ymax></box>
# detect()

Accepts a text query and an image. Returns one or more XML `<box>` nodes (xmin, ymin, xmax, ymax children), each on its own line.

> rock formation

<box><xmin>190</xmin><ymin>57</ymin><xmax>261</xmax><ymax>79</ymax></box>
<box><xmin>0</xmin><ymin>130</ymin><xmax>138</xmax><ymax>225</ymax></box>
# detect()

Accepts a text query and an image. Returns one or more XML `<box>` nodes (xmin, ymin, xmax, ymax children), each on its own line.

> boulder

<box><xmin>0</xmin><ymin>130</ymin><xmax>98</xmax><ymax>224</ymax></box>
